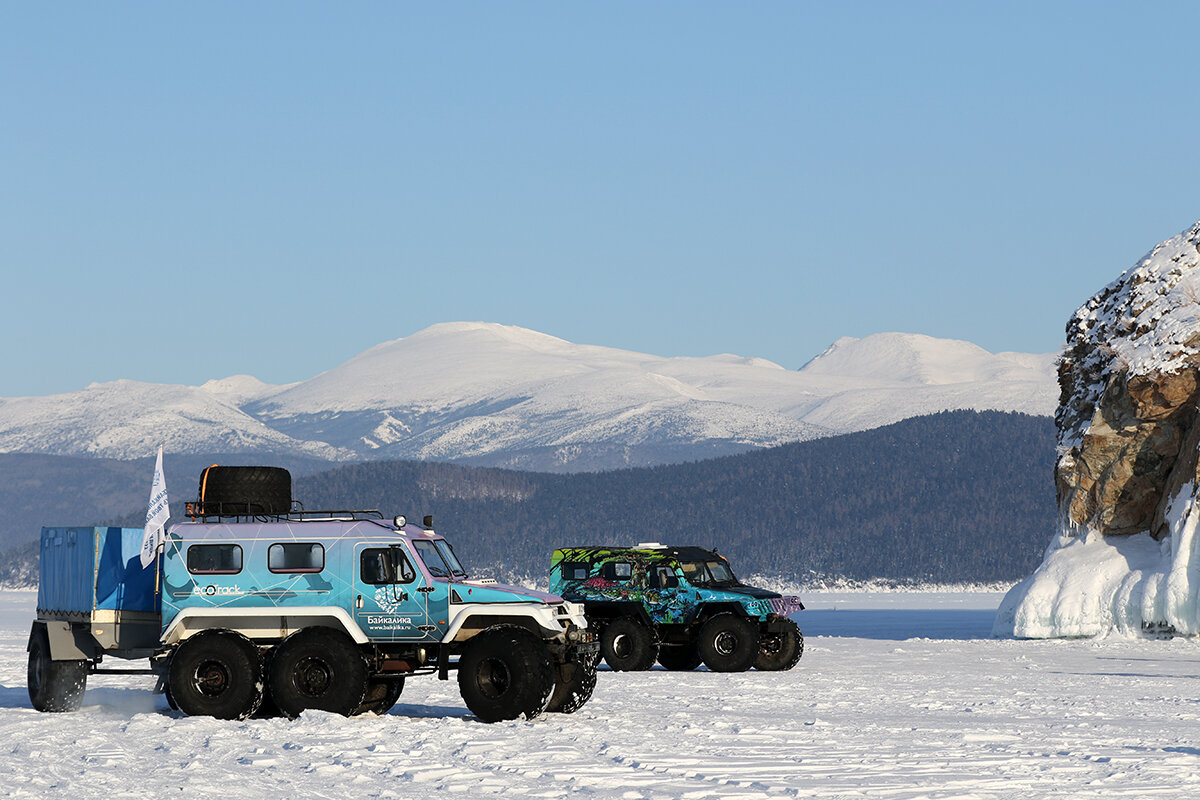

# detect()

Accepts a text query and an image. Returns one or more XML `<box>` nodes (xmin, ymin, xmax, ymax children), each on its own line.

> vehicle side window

<box><xmin>187</xmin><ymin>544</ymin><xmax>242</xmax><ymax>575</ymax></box>
<box><xmin>601</xmin><ymin>561</ymin><xmax>633</xmax><ymax>581</ymax></box>
<box><xmin>651</xmin><ymin>566</ymin><xmax>678</xmax><ymax>589</ymax></box>
<box><xmin>268</xmin><ymin>543</ymin><xmax>324</xmax><ymax>573</ymax></box>
<box><xmin>360</xmin><ymin>547</ymin><xmax>416</xmax><ymax>585</ymax></box>
<box><xmin>561</xmin><ymin>562</ymin><xmax>589</xmax><ymax>580</ymax></box>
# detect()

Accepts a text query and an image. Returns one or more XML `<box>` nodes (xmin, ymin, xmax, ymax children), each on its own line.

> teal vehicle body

<box><xmin>29</xmin><ymin>467</ymin><xmax>597</xmax><ymax>723</ymax></box>
<box><xmin>160</xmin><ymin>516</ymin><xmax>579</xmax><ymax>651</ymax></box>
<box><xmin>550</xmin><ymin>545</ymin><xmax>804</xmax><ymax>673</ymax></box>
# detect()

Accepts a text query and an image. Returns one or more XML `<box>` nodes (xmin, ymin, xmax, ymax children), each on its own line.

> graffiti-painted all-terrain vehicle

<box><xmin>29</xmin><ymin>466</ymin><xmax>598</xmax><ymax>723</ymax></box>
<box><xmin>550</xmin><ymin>545</ymin><xmax>804</xmax><ymax>673</ymax></box>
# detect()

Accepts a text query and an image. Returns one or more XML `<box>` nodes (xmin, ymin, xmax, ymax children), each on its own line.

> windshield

<box><xmin>434</xmin><ymin>539</ymin><xmax>467</xmax><ymax>577</ymax></box>
<box><xmin>413</xmin><ymin>539</ymin><xmax>467</xmax><ymax>579</ymax></box>
<box><xmin>680</xmin><ymin>559</ymin><xmax>738</xmax><ymax>587</ymax></box>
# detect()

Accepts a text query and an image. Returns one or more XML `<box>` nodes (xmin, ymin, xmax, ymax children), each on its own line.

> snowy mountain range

<box><xmin>0</xmin><ymin>322</ymin><xmax>1058</xmax><ymax>471</ymax></box>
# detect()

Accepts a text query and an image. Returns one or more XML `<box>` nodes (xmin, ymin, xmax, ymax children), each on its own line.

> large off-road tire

<box><xmin>27</xmin><ymin>624</ymin><xmax>87</xmax><ymax>712</ymax></box>
<box><xmin>600</xmin><ymin>617</ymin><xmax>658</xmax><ymax>671</ymax></box>
<box><xmin>168</xmin><ymin>630</ymin><xmax>264</xmax><ymax>720</ymax></box>
<box><xmin>755</xmin><ymin>618</ymin><xmax>804</xmax><ymax>671</ymax></box>
<box><xmin>197</xmin><ymin>465</ymin><xmax>292</xmax><ymax>516</ymax></box>
<box><xmin>656</xmin><ymin>642</ymin><xmax>702</xmax><ymax>671</ymax></box>
<box><xmin>545</xmin><ymin>654</ymin><xmax>597</xmax><ymax>714</ymax></box>
<box><xmin>355</xmin><ymin>677</ymin><xmax>405</xmax><ymax>716</ymax></box>
<box><xmin>697</xmin><ymin>613</ymin><xmax>760</xmax><ymax>673</ymax></box>
<box><xmin>457</xmin><ymin>625</ymin><xmax>554</xmax><ymax>722</ymax></box>
<box><xmin>269</xmin><ymin>627</ymin><xmax>369</xmax><ymax>718</ymax></box>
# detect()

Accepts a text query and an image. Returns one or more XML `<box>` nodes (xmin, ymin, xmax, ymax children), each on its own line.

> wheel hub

<box><xmin>611</xmin><ymin>633</ymin><xmax>631</xmax><ymax>659</ymax></box>
<box><xmin>714</xmin><ymin>631</ymin><xmax>739</xmax><ymax>656</ymax></box>
<box><xmin>193</xmin><ymin>659</ymin><xmax>231</xmax><ymax>697</ymax></box>
<box><xmin>477</xmin><ymin>657</ymin><xmax>512</xmax><ymax>699</ymax></box>
<box><xmin>294</xmin><ymin>656</ymin><xmax>333</xmax><ymax>698</ymax></box>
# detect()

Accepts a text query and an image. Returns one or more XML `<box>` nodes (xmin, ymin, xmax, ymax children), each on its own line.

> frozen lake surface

<box><xmin>4</xmin><ymin>589</ymin><xmax>1200</xmax><ymax>798</ymax></box>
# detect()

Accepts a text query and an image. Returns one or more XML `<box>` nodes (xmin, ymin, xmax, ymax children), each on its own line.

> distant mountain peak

<box><xmin>0</xmin><ymin>324</ymin><xmax>1057</xmax><ymax>470</ymax></box>
<box><xmin>200</xmin><ymin>374</ymin><xmax>279</xmax><ymax>404</ymax></box>
<box><xmin>798</xmin><ymin>332</ymin><xmax>1056</xmax><ymax>386</ymax></box>
<box><xmin>402</xmin><ymin>321</ymin><xmax>574</xmax><ymax>351</ymax></box>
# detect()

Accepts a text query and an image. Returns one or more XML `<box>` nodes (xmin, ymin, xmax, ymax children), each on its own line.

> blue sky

<box><xmin>2</xmin><ymin>2</ymin><xmax>1197</xmax><ymax>397</ymax></box>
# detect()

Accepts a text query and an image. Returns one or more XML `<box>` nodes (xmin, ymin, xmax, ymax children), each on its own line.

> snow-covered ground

<box><xmin>3</xmin><ymin>589</ymin><xmax>1200</xmax><ymax>799</ymax></box>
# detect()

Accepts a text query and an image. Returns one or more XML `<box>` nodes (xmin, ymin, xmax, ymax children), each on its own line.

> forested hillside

<box><xmin>0</xmin><ymin>410</ymin><xmax>1056</xmax><ymax>585</ymax></box>
<box><xmin>295</xmin><ymin>410</ymin><xmax>1056</xmax><ymax>583</ymax></box>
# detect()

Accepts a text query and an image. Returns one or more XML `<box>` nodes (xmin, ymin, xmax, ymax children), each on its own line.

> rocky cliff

<box><xmin>997</xmin><ymin>221</ymin><xmax>1200</xmax><ymax>637</ymax></box>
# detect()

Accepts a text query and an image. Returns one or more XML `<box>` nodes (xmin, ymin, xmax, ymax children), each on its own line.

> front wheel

<box><xmin>545</xmin><ymin>654</ymin><xmax>597</xmax><ymax>714</ymax></box>
<box><xmin>697</xmin><ymin>613</ymin><xmax>759</xmax><ymax>672</ymax></box>
<box><xmin>458</xmin><ymin>625</ymin><xmax>554</xmax><ymax>722</ymax></box>
<box><xmin>27</xmin><ymin>624</ymin><xmax>87</xmax><ymax>712</ymax></box>
<box><xmin>755</xmin><ymin>618</ymin><xmax>804</xmax><ymax>671</ymax></box>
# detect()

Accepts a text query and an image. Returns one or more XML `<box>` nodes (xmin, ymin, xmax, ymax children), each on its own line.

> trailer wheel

<box><xmin>457</xmin><ymin>625</ymin><xmax>554</xmax><ymax>722</ymax></box>
<box><xmin>27</xmin><ymin>624</ymin><xmax>87</xmax><ymax>713</ymax></box>
<box><xmin>755</xmin><ymin>618</ymin><xmax>804</xmax><ymax>671</ymax></box>
<box><xmin>168</xmin><ymin>630</ymin><xmax>263</xmax><ymax>720</ymax></box>
<box><xmin>269</xmin><ymin>627</ymin><xmax>368</xmax><ymax>718</ymax></box>
<box><xmin>545</xmin><ymin>653</ymin><xmax>597</xmax><ymax>714</ymax></box>
<box><xmin>697</xmin><ymin>613</ymin><xmax>759</xmax><ymax>672</ymax></box>
<box><xmin>600</xmin><ymin>617</ymin><xmax>658</xmax><ymax>671</ymax></box>
<box><xmin>354</xmin><ymin>677</ymin><xmax>405</xmax><ymax>716</ymax></box>
<box><xmin>656</xmin><ymin>642</ymin><xmax>702</xmax><ymax>671</ymax></box>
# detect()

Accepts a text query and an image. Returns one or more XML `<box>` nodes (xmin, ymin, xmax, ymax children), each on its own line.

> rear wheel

<box><xmin>600</xmin><ymin>618</ymin><xmax>658</xmax><ymax>671</ymax></box>
<box><xmin>458</xmin><ymin>625</ymin><xmax>554</xmax><ymax>722</ymax></box>
<box><xmin>27</xmin><ymin>624</ymin><xmax>87</xmax><ymax>712</ymax></box>
<box><xmin>755</xmin><ymin>618</ymin><xmax>804</xmax><ymax>671</ymax></box>
<box><xmin>168</xmin><ymin>630</ymin><xmax>263</xmax><ymax>720</ymax></box>
<box><xmin>697</xmin><ymin>613</ymin><xmax>759</xmax><ymax>672</ymax></box>
<box><xmin>269</xmin><ymin>628</ymin><xmax>369</xmax><ymax>718</ymax></box>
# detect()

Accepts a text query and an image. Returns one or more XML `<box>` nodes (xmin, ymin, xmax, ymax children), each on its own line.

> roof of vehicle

<box><xmin>169</xmin><ymin>518</ymin><xmax>444</xmax><ymax>542</ymax></box>
<box><xmin>556</xmin><ymin>546</ymin><xmax>724</xmax><ymax>563</ymax></box>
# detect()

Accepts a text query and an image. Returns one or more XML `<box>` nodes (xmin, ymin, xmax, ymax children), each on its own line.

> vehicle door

<box><xmin>353</xmin><ymin>542</ymin><xmax>441</xmax><ymax>643</ymax></box>
<box><xmin>407</xmin><ymin>539</ymin><xmax>455</xmax><ymax>642</ymax></box>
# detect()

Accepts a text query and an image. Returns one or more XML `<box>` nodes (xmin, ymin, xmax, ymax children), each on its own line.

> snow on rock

<box><xmin>996</xmin><ymin>220</ymin><xmax>1200</xmax><ymax>638</ymax></box>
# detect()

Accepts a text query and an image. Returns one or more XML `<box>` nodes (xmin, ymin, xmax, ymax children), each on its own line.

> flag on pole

<box><xmin>140</xmin><ymin>446</ymin><xmax>170</xmax><ymax>568</ymax></box>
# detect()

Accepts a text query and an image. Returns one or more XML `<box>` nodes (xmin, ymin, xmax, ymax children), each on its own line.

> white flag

<box><xmin>140</xmin><ymin>446</ymin><xmax>170</xmax><ymax>568</ymax></box>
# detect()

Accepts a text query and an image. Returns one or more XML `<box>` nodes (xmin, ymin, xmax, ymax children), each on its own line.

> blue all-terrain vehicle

<box><xmin>550</xmin><ymin>545</ymin><xmax>804</xmax><ymax>672</ymax></box>
<box><xmin>28</xmin><ymin>466</ymin><xmax>597</xmax><ymax>722</ymax></box>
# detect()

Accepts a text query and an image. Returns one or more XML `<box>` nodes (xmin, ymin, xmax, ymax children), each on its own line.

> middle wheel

<box><xmin>268</xmin><ymin>627</ymin><xmax>369</xmax><ymax>718</ymax></box>
<box><xmin>656</xmin><ymin>642</ymin><xmax>702</xmax><ymax>671</ymax></box>
<box><xmin>600</xmin><ymin>617</ymin><xmax>658</xmax><ymax>671</ymax></box>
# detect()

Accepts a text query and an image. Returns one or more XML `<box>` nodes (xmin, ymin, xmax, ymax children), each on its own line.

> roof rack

<box><xmin>184</xmin><ymin>499</ymin><xmax>384</xmax><ymax>524</ymax></box>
